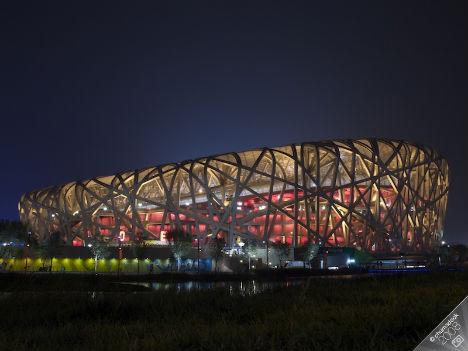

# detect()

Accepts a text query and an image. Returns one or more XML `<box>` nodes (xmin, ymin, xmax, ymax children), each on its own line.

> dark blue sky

<box><xmin>0</xmin><ymin>1</ymin><xmax>466</xmax><ymax>243</ymax></box>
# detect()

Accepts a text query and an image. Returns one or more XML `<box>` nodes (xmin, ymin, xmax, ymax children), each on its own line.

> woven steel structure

<box><xmin>19</xmin><ymin>139</ymin><xmax>449</xmax><ymax>253</ymax></box>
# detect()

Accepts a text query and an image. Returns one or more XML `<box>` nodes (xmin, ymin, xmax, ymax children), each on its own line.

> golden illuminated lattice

<box><xmin>19</xmin><ymin>139</ymin><xmax>449</xmax><ymax>253</ymax></box>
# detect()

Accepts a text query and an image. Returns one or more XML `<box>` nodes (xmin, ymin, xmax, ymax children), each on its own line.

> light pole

<box><xmin>264</xmin><ymin>240</ymin><xmax>269</xmax><ymax>268</ymax></box>
<box><xmin>238</xmin><ymin>241</ymin><xmax>245</xmax><ymax>271</ymax></box>
<box><xmin>117</xmin><ymin>238</ymin><xmax>122</xmax><ymax>276</ymax></box>
<box><xmin>24</xmin><ymin>246</ymin><xmax>28</xmax><ymax>273</ymax></box>
<box><xmin>25</xmin><ymin>232</ymin><xmax>31</xmax><ymax>273</ymax></box>
<box><xmin>197</xmin><ymin>234</ymin><xmax>200</xmax><ymax>275</ymax></box>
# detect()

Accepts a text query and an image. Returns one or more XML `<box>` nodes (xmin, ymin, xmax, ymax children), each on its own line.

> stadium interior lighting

<box><xmin>19</xmin><ymin>139</ymin><xmax>448</xmax><ymax>254</ymax></box>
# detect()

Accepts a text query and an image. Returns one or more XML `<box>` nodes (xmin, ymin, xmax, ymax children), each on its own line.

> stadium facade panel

<box><xmin>19</xmin><ymin>139</ymin><xmax>449</xmax><ymax>253</ymax></box>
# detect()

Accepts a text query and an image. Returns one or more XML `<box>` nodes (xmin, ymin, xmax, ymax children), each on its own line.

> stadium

<box><xmin>19</xmin><ymin>138</ymin><xmax>449</xmax><ymax>254</ymax></box>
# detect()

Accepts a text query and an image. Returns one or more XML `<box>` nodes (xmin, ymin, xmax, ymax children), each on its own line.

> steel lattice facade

<box><xmin>19</xmin><ymin>139</ymin><xmax>449</xmax><ymax>253</ymax></box>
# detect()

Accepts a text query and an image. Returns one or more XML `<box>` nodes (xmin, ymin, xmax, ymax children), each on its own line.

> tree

<box><xmin>131</xmin><ymin>241</ymin><xmax>146</xmax><ymax>274</ymax></box>
<box><xmin>0</xmin><ymin>244</ymin><xmax>18</xmax><ymax>260</ymax></box>
<box><xmin>304</xmin><ymin>242</ymin><xmax>319</xmax><ymax>268</ymax></box>
<box><xmin>208</xmin><ymin>236</ymin><xmax>226</xmax><ymax>272</ymax></box>
<box><xmin>272</xmin><ymin>241</ymin><xmax>291</xmax><ymax>268</ymax></box>
<box><xmin>166</xmin><ymin>229</ymin><xmax>192</xmax><ymax>272</ymax></box>
<box><xmin>243</xmin><ymin>239</ymin><xmax>258</xmax><ymax>270</ymax></box>
<box><xmin>37</xmin><ymin>231</ymin><xmax>62</xmax><ymax>272</ymax></box>
<box><xmin>0</xmin><ymin>244</ymin><xmax>20</xmax><ymax>270</ymax></box>
<box><xmin>0</xmin><ymin>220</ymin><xmax>28</xmax><ymax>245</ymax></box>
<box><xmin>89</xmin><ymin>234</ymin><xmax>110</xmax><ymax>273</ymax></box>
<box><xmin>451</xmin><ymin>244</ymin><xmax>468</xmax><ymax>263</ymax></box>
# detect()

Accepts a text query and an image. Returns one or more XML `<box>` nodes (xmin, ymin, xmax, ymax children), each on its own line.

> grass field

<box><xmin>0</xmin><ymin>271</ymin><xmax>466</xmax><ymax>351</ymax></box>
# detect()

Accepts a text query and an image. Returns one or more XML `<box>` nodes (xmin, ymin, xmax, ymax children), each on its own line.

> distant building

<box><xmin>19</xmin><ymin>138</ymin><xmax>449</xmax><ymax>254</ymax></box>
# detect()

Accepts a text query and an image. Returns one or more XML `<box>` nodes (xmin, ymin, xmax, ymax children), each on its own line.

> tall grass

<box><xmin>0</xmin><ymin>272</ymin><xmax>466</xmax><ymax>351</ymax></box>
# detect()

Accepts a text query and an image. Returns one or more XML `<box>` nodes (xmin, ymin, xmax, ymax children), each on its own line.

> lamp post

<box><xmin>238</xmin><ymin>241</ymin><xmax>245</xmax><ymax>271</ymax></box>
<box><xmin>25</xmin><ymin>231</ymin><xmax>31</xmax><ymax>273</ymax></box>
<box><xmin>197</xmin><ymin>234</ymin><xmax>200</xmax><ymax>275</ymax></box>
<box><xmin>117</xmin><ymin>238</ymin><xmax>122</xmax><ymax>276</ymax></box>
<box><xmin>24</xmin><ymin>246</ymin><xmax>28</xmax><ymax>273</ymax></box>
<box><xmin>264</xmin><ymin>240</ymin><xmax>269</xmax><ymax>268</ymax></box>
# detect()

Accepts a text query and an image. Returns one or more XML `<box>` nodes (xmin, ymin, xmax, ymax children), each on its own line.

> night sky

<box><xmin>1</xmin><ymin>1</ymin><xmax>466</xmax><ymax>243</ymax></box>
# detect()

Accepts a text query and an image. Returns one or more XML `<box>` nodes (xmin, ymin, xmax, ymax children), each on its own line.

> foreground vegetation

<box><xmin>0</xmin><ymin>272</ymin><xmax>466</xmax><ymax>351</ymax></box>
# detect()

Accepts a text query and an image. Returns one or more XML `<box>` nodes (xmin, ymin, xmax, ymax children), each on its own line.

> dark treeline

<box><xmin>0</xmin><ymin>220</ymin><xmax>27</xmax><ymax>242</ymax></box>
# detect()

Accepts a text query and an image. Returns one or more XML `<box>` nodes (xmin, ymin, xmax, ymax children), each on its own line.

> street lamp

<box><xmin>25</xmin><ymin>231</ymin><xmax>31</xmax><ymax>273</ymax></box>
<box><xmin>196</xmin><ymin>234</ymin><xmax>200</xmax><ymax>274</ymax></box>
<box><xmin>238</xmin><ymin>241</ymin><xmax>246</xmax><ymax>270</ymax></box>
<box><xmin>263</xmin><ymin>240</ymin><xmax>270</xmax><ymax>267</ymax></box>
<box><xmin>117</xmin><ymin>237</ymin><xmax>123</xmax><ymax>276</ymax></box>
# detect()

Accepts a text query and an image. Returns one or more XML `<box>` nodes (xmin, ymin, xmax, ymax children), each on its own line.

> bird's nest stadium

<box><xmin>19</xmin><ymin>139</ymin><xmax>449</xmax><ymax>254</ymax></box>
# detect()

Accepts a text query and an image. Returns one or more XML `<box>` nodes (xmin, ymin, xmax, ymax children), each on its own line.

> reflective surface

<box><xmin>121</xmin><ymin>275</ymin><xmax>359</xmax><ymax>295</ymax></box>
